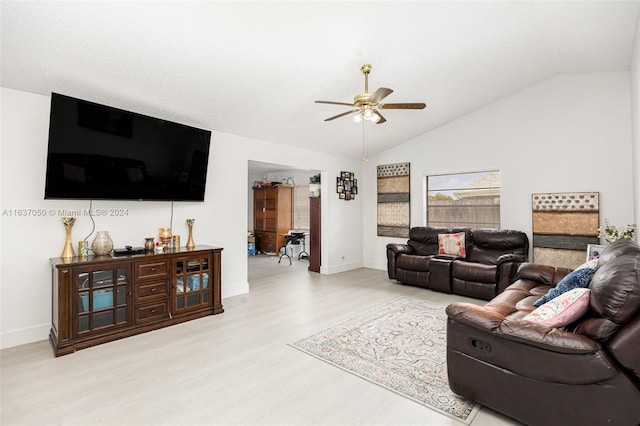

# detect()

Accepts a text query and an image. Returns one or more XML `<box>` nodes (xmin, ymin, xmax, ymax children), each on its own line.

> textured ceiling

<box><xmin>2</xmin><ymin>1</ymin><xmax>639</xmax><ymax>160</ymax></box>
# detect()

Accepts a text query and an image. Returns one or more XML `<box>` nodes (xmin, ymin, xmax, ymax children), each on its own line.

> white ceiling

<box><xmin>2</xmin><ymin>1</ymin><xmax>639</xmax><ymax>160</ymax></box>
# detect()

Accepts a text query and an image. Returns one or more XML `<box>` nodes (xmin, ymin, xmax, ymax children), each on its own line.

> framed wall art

<box><xmin>377</xmin><ymin>162</ymin><xmax>410</xmax><ymax>238</ymax></box>
<box><xmin>532</xmin><ymin>191</ymin><xmax>599</xmax><ymax>268</ymax></box>
<box><xmin>337</xmin><ymin>171</ymin><xmax>357</xmax><ymax>201</ymax></box>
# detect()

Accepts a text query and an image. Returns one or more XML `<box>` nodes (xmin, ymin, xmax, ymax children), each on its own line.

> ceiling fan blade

<box><xmin>374</xmin><ymin>110</ymin><xmax>387</xmax><ymax>124</ymax></box>
<box><xmin>380</xmin><ymin>102</ymin><xmax>426</xmax><ymax>109</ymax></box>
<box><xmin>368</xmin><ymin>87</ymin><xmax>393</xmax><ymax>104</ymax></box>
<box><xmin>315</xmin><ymin>100</ymin><xmax>356</xmax><ymax>107</ymax></box>
<box><xmin>324</xmin><ymin>109</ymin><xmax>359</xmax><ymax>121</ymax></box>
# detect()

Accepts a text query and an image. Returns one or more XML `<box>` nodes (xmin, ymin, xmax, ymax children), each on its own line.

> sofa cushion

<box><xmin>438</xmin><ymin>232</ymin><xmax>466</xmax><ymax>257</ymax></box>
<box><xmin>451</xmin><ymin>261</ymin><xmax>496</xmax><ymax>283</ymax></box>
<box><xmin>524</xmin><ymin>288</ymin><xmax>591</xmax><ymax>328</ymax></box>
<box><xmin>396</xmin><ymin>254</ymin><xmax>432</xmax><ymax>272</ymax></box>
<box><xmin>533</xmin><ymin>266</ymin><xmax>597</xmax><ymax>307</ymax></box>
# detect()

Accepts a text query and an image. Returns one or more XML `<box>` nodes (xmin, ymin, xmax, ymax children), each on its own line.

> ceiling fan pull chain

<box><xmin>362</xmin><ymin>120</ymin><xmax>369</xmax><ymax>163</ymax></box>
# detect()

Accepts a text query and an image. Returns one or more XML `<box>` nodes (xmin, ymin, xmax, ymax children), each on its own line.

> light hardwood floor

<box><xmin>1</xmin><ymin>256</ymin><xmax>522</xmax><ymax>425</ymax></box>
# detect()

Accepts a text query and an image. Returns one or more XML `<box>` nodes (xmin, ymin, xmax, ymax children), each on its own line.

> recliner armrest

<box><xmin>386</xmin><ymin>243</ymin><xmax>415</xmax><ymax>280</ymax></box>
<box><xmin>446</xmin><ymin>302</ymin><xmax>505</xmax><ymax>332</ymax></box>
<box><xmin>447</xmin><ymin>302</ymin><xmax>601</xmax><ymax>355</ymax></box>
<box><xmin>386</xmin><ymin>243</ymin><xmax>415</xmax><ymax>256</ymax></box>
<box><xmin>500</xmin><ymin>319</ymin><xmax>601</xmax><ymax>355</ymax></box>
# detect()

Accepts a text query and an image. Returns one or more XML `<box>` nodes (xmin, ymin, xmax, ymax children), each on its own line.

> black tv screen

<box><xmin>44</xmin><ymin>93</ymin><xmax>211</xmax><ymax>201</ymax></box>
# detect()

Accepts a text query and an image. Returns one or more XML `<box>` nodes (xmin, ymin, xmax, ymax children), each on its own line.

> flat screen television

<box><xmin>44</xmin><ymin>93</ymin><xmax>211</xmax><ymax>201</ymax></box>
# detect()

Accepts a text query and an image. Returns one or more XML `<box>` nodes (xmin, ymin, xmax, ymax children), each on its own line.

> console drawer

<box><xmin>136</xmin><ymin>280</ymin><xmax>169</xmax><ymax>301</ymax></box>
<box><xmin>135</xmin><ymin>301</ymin><xmax>169</xmax><ymax>324</ymax></box>
<box><xmin>135</xmin><ymin>260</ymin><xmax>169</xmax><ymax>280</ymax></box>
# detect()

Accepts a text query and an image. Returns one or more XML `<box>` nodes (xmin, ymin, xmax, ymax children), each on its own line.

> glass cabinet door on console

<box><xmin>74</xmin><ymin>264</ymin><xmax>131</xmax><ymax>336</ymax></box>
<box><xmin>173</xmin><ymin>255</ymin><xmax>212</xmax><ymax>313</ymax></box>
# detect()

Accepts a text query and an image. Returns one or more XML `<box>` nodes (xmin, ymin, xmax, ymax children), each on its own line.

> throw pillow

<box><xmin>524</xmin><ymin>288</ymin><xmax>591</xmax><ymax>328</ymax></box>
<box><xmin>533</xmin><ymin>266</ymin><xmax>597</xmax><ymax>307</ymax></box>
<box><xmin>438</xmin><ymin>232</ymin><xmax>466</xmax><ymax>258</ymax></box>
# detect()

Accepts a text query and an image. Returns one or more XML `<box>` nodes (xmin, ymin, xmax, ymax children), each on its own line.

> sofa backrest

<box><xmin>408</xmin><ymin>226</ymin><xmax>452</xmax><ymax>256</ymax></box>
<box><xmin>574</xmin><ymin>251</ymin><xmax>640</xmax><ymax>336</ymax></box>
<box><xmin>597</xmin><ymin>238</ymin><xmax>640</xmax><ymax>265</ymax></box>
<box><xmin>407</xmin><ymin>227</ymin><xmax>474</xmax><ymax>256</ymax></box>
<box><xmin>516</xmin><ymin>263</ymin><xmax>572</xmax><ymax>285</ymax></box>
<box><xmin>465</xmin><ymin>229</ymin><xmax>529</xmax><ymax>264</ymax></box>
<box><xmin>575</xmin><ymin>241</ymin><xmax>640</xmax><ymax>382</ymax></box>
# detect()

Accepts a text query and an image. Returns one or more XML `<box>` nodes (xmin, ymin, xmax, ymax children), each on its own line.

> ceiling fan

<box><xmin>315</xmin><ymin>64</ymin><xmax>426</xmax><ymax>124</ymax></box>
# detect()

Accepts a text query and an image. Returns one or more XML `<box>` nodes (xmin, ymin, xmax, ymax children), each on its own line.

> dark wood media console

<box><xmin>50</xmin><ymin>245</ymin><xmax>223</xmax><ymax>356</ymax></box>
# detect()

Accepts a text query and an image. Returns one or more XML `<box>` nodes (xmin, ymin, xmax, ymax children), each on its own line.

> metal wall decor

<box><xmin>377</xmin><ymin>162</ymin><xmax>410</xmax><ymax>237</ymax></box>
<box><xmin>532</xmin><ymin>192</ymin><xmax>599</xmax><ymax>269</ymax></box>
<box><xmin>336</xmin><ymin>171</ymin><xmax>357</xmax><ymax>200</ymax></box>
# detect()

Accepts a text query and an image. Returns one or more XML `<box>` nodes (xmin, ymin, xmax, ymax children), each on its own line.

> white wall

<box><xmin>631</xmin><ymin>17</ymin><xmax>640</xmax><ymax>241</ymax></box>
<box><xmin>363</xmin><ymin>72</ymin><xmax>635</xmax><ymax>270</ymax></box>
<box><xmin>0</xmin><ymin>88</ymin><xmax>364</xmax><ymax>349</ymax></box>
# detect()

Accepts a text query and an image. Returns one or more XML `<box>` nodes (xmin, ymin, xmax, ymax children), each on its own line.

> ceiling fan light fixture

<box><xmin>315</xmin><ymin>63</ymin><xmax>426</xmax><ymax>127</ymax></box>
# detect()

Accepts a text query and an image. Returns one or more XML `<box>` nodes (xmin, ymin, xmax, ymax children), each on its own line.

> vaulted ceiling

<box><xmin>2</xmin><ymin>1</ymin><xmax>639</xmax><ymax>160</ymax></box>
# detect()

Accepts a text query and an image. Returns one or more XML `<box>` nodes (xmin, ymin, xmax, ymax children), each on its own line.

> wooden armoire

<box><xmin>253</xmin><ymin>185</ymin><xmax>293</xmax><ymax>255</ymax></box>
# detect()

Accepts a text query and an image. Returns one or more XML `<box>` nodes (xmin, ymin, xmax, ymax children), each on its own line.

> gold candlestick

<box><xmin>186</xmin><ymin>219</ymin><xmax>196</xmax><ymax>249</ymax></box>
<box><xmin>60</xmin><ymin>217</ymin><xmax>76</xmax><ymax>258</ymax></box>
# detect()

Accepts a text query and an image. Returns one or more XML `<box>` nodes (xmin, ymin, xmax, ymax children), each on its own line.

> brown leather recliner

<box><xmin>387</xmin><ymin>227</ymin><xmax>529</xmax><ymax>300</ymax></box>
<box><xmin>446</xmin><ymin>239</ymin><xmax>640</xmax><ymax>426</ymax></box>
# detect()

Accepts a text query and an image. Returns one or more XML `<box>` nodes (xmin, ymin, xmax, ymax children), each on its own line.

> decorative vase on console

<box><xmin>91</xmin><ymin>231</ymin><xmax>114</xmax><ymax>256</ymax></box>
<box><xmin>60</xmin><ymin>217</ymin><xmax>76</xmax><ymax>258</ymax></box>
<box><xmin>144</xmin><ymin>237</ymin><xmax>155</xmax><ymax>252</ymax></box>
<box><xmin>186</xmin><ymin>219</ymin><xmax>196</xmax><ymax>249</ymax></box>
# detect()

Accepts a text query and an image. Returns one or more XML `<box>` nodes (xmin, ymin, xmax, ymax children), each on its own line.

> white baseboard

<box><xmin>322</xmin><ymin>261</ymin><xmax>363</xmax><ymax>274</ymax></box>
<box><xmin>222</xmin><ymin>281</ymin><xmax>249</xmax><ymax>299</ymax></box>
<box><xmin>0</xmin><ymin>323</ymin><xmax>50</xmax><ymax>350</ymax></box>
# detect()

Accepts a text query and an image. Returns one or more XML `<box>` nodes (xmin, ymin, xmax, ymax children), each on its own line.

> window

<box><xmin>426</xmin><ymin>170</ymin><xmax>500</xmax><ymax>229</ymax></box>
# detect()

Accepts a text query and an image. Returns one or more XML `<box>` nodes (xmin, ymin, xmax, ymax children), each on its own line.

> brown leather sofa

<box><xmin>386</xmin><ymin>227</ymin><xmax>529</xmax><ymax>300</ymax></box>
<box><xmin>446</xmin><ymin>239</ymin><xmax>640</xmax><ymax>426</ymax></box>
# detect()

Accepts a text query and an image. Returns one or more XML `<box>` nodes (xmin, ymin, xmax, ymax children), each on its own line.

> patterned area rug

<box><xmin>290</xmin><ymin>297</ymin><xmax>480</xmax><ymax>424</ymax></box>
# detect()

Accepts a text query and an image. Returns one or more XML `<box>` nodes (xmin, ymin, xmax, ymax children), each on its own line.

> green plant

<box><xmin>598</xmin><ymin>219</ymin><xmax>636</xmax><ymax>244</ymax></box>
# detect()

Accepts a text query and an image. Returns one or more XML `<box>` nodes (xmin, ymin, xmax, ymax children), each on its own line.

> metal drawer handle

<box><xmin>150</xmin><ymin>309</ymin><xmax>156</xmax><ymax>313</ymax></box>
<box><xmin>150</xmin><ymin>288</ymin><xmax>156</xmax><ymax>293</ymax></box>
<box><xmin>150</xmin><ymin>267</ymin><xmax>156</xmax><ymax>272</ymax></box>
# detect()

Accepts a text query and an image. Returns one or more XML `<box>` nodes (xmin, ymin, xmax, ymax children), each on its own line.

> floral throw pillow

<box><xmin>438</xmin><ymin>232</ymin><xmax>466</xmax><ymax>258</ymax></box>
<box><xmin>524</xmin><ymin>288</ymin><xmax>591</xmax><ymax>328</ymax></box>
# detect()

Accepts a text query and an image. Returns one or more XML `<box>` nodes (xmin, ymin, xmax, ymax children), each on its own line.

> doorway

<box><xmin>247</xmin><ymin>160</ymin><xmax>321</xmax><ymax>281</ymax></box>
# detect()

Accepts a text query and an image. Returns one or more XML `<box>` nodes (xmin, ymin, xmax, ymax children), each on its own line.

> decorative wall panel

<box><xmin>377</xmin><ymin>163</ymin><xmax>410</xmax><ymax>237</ymax></box>
<box><xmin>532</xmin><ymin>192</ymin><xmax>599</xmax><ymax>268</ymax></box>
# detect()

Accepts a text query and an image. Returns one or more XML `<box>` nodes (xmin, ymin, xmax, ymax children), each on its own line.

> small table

<box><xmin>278</xmin><ymin>232</ymin><xmax>309</xmax><ymax>265</ymax></box>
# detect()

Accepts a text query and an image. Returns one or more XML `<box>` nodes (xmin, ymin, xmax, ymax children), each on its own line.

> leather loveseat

<box><xmin>386</xmin><ymin>226</ymin><xmax>529</xmax><ymax>300</ymax></box>
<box><xmin>446</xmin><ymin>239</ymin><xmax>640</xmax><ymax>425</ymax></box>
